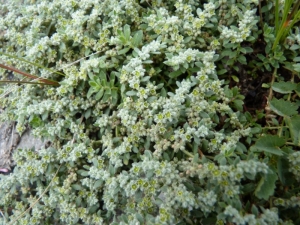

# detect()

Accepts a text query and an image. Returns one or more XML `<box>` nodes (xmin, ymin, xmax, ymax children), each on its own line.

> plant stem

<box><xmin>0</xmin><ymin>80</ymin><xmax>57</xmax><ymax>85</ymax></box>
<box><xmin>0</xmin><ymin>51</ymin><xmax>65</xmax><ymax>76</ymax></box>
<box><xmin>259</xmin><ymin>0</ymin><xmax>264</xmax><ymax>29</ymax></box>
<box><xmin>0</xmin><ymin>63</ymin><xmax>59</xmax><ymax>86</ymax></box>
<box><xmin>181</xmin><ymin>149</ymin><xmax>194</xmax><ymax>158</ymax></box>
<box><xmin>268</xmin><ymin>68</ymin><xmax>276</xmax><ymax>102</ymax></box>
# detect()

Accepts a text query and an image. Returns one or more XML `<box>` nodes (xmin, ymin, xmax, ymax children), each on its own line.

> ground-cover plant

<box><xmin>0</xmin><ymin>0</ymin><xmax>299</xmax><ymax>225</ymax></box>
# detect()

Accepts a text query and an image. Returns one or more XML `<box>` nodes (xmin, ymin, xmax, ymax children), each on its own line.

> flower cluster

<box><xmin>288</xmin><ymin>151</ymin><xmax>300</xmax><ymax>181</ymax></box>
<box><xmin>220</xmin><ymin>9</ymin><xmax>257</xmax><ymax>43</ymax></box>
<box><xmin>224</xmin><ymin>205</ymin><xmax>280</xmax><ymax>225</ymax></box>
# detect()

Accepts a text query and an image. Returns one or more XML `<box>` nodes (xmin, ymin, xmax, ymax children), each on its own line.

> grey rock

<box><xmin>0</xmin><ymin>122</ymin><xmax>19</xmax><ymax>170</ymax></box>
<box><xmin>0</xmin><ymin>121</ymin><xmax>47</xmax><ymax>171</ymax></box>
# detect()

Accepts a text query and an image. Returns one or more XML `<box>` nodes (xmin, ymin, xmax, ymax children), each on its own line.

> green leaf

<box><xmin>136</xmin><ymin>213</ymin><xmax>144</xmax><ymax>223</ymax></box>
<box><xmin>123</xmin><ymin>158</ymin><xmax>129</xmax><ymax>165</ymax></box>
<box><xmin>290</xmin><ymin>44</ymin><xmax>300</xmax><ymax>50</ymax></box>
<box><xmin>251</xmin><ymin>127</ymin><xmax>262</xmax><ymax>134</ymax></box>
<box><xmin>272</xmin><ymin>81</ymin><xmax>297</xmax><ymax>94</ymax></box>
<box><xmin>217</xmin><ymin>69</ymin><xmax>227</xmax><ymax>75</ymax></box>
<box><xmin>102</xmin><ymin>89</ymin><xmax>111</xmax><ymax>102</ymax></box>
<box><xmin>85</xmin><ymin>108</ymin><xmax>92</xmax><ymax>119</ymax></box>
<box><xmin>231</xmin><ymin>75</ymin><xmax>239</xmax><ymax>82</ymax></box>
<box><xmin>255</xmin><ymin>170</ymin><xmax>277</xmax><ymax>200</ymax></box>
<box><xmin>183</xmin><ymin>36</ymin><xmax>193</xmax><ymax>43</ymax></box>
<box><xmin>269</xmin><ymin>98</ymin><xmax>298</xmax><ymax>116</ymax></box>
<box><xmin>121</xmin><ymin>83</ymin><xmax>126</xmax><ymax>93</ymax></box>
<box><xmin>144</xmin><ymin>136</ymin><xmax>151</xmax><ymax>150</ymax></box>
<box><xmin>277</xmin><ymin>156</ymin><xmax>294</xmax><ymax>186</ymax></box>
<box><xmin>94</xmin><ymin>179</ymin><xmax>103</xmax><ymax>189</ymax></box>
<box><xmin>221</xmin><ymin>50</ymin><xmax>232</xmax><ymax>57</ymax></box>
<box><xmin>123</xmin><ymin>153</ymin><xmax>130</xmax><ymax>165</ymax></box>
<box><xmin>41</xmin><ymin>112</ymin><xmax>49</xmax><ymax>121</ymax></box>
<box><xmin>95</xmin><ymin>89</ymin><xmax>104</xmax><ymax>100</ymax></box>
<box><xmin>89</xmin><ymin>81</ymin><xmax>99</xmax><ymax>88</ymax></box>
<box><xmin>133</xmin><ymin>146</ymin><xmax>139</xmax><ymax>153</ymax></box>
<box><xmin>237</xmin><ymin>55</ymin><xmax>247</xmax><ymax>64</ymax></box>
<box><xmin>160</xmin><ymin>87</ymin><xmax>166</xmax><ymax>97</ymax></box>
<box><xmin>76</xmin><ymin>196</ymin><xmax>82</xmax><ymax>206</ymax></box>
<box><xmin>251</xmin><ymin>205</ymin><xmax>259</xmax><ymax>216</ymax></box>
<box><xmin>143</xmin><ymin>60</ymin><xmax>153</xmax><ymax>64</ymax></box>
<box><xmin>123</xmin><ymin>24</ymin><xmax>131</xmax><ymax>40</ymax></box>
<box><xmin>163</xmin><ymin>152</ymin><xmax>170</xmax><ymax>161</ymax></box>
<box><xmin>141</xmin><ymin>76</ymin><xmax>150</xmax><ymax>82</ymax></box>
<box><xmin>233</xmin><ymin>99</ymin><xmax>244</xmax><ymax>111</ymax></box>
<box><xmin>85</xmin><ymin>48</ymin><xmax>91</xmax><ymax>56</ymax></box>
<box><xmin>132</xmin><ymin>30</ymin><xmax>143</xmax><ymax>47</ymax></box>
<box><xmin>126</xmin><ymin>90</ymin><xmax>137</xmax><ymax>96</ymax></box>
<box><xmin>71</xmin><ymin>184</ymin><xmax>82</xmax><ymax>190</ymax></box>
<box><xmin>93</xmin><ymin>67</ymin><xmax>100</xmax><ymax>73</ymax></box>
<box><xmin>254</xmin><ymin>135</ymin><xmax>286</xmax><ymax>156</ymax></box>
<box><xmin>29</xmin><ymin>115</ymin><xmax>43</xmax><ymax>128</ymax></box>
<box><xmin>242</xmin><ymin>47</ymin><xmax>253</xmax><ymax>53</ymax></box>
<box><xmin>88</xmin><ymin>204</ymin><xmax>99</xmax><ymax>214</ymax></box>
<box><xmin>92</xmin><ymin>158</ymin><xmax>98</xmax><ymax>167</ymax></box>
<box><xmin>257</xmin><ymin>54</ymin><xmax>266</xmax><ymax>61</ymax></box>
<box><xmin>108</xmin><ymin>164</ymin><xmax>115</xmax><ymax>175</ymax></box>
<box><xmin>285</xmin><ymin>115</ymin><xmax>300</xmax><ymax>146</ymax></box>
<box><xmin>143</xmin><ymin>150</ymin><xmax>153</xmax><ymax>160</ymax></box>
<box><xmin>293</xmin><ymin>57</ymin><xmax>300</xmax><ymax>62</ymax></box>
<box><xmin>111</xmin><ymin>89</ymin><xmax>118</xmax><ymax>105</ymax></box>
<box><xmin>293</xmin><ymin>63</ymin><xmax>300</xmax><ymax>72</ymax></box>
<box><xmin>87</xmin><ymin>87</ymin><xmax>96</xmax><ymax>98</ymax></box>
<box><xmin>118</xmin><ymin>47</ymin><xmax>131</xmax><ymax>55</ymax></box>
<box><xmin>77</xmin><ymin>170</ymin><xmax>89</xmax><ymax>177</ymax></box>
<box><xmin>262</xmin><ymin>83</ymin><xmax>270</xmax><ymax>88</ymax></box>
<box><xmin>118</xmin><ymin>35</ymin><xmax>127</xmax><ymax>45</ymax></box>
<box><xmin>295</xmin><ymin>83</ymin><xmax>300</xmax><ymax>97</ymax></box>
<box><xmin>169</xmin><ymin>70</ymin><xmax>182</xmax><ymax>78</ymax></box>
<box><xmin>109</xmin><ymin>72</ymin><xmax>116</xmax><ymax>86</ymax></box>
<box><xmin>99</xmin><ymin>69</ymin><xmax>107</xmax><ymax>81</ymax></box>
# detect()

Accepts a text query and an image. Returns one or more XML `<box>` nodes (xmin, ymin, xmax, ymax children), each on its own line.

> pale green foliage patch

<box><xmin>0</xmin><ymin>0</ymin><xmax>300</xmax><ymax>225</ymax></box>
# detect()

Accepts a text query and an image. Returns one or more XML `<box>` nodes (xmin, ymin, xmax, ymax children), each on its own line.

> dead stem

<box><xmin>0</xmin><ymin>63</ymin><xmax>59</xmax><ymax>86</ymax></box>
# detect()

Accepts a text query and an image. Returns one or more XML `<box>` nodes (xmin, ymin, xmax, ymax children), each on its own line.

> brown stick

<box><xmin>0</xmin><ymin>63</ymin><xmax>59</xmax><ymax>86</ymax></box>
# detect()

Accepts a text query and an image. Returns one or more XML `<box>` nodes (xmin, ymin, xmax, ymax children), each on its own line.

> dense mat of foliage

<box><xmin>0</xmin><ymin>0</ymin><xmax>299</xmax><ymax>224</ymax></box>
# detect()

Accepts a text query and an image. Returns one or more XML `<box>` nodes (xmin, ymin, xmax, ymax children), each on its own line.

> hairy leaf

<box><xmin>269</xmin><ymin>98</ymin><xmax>298</xmax><ymax>116</ymax></box>
<box><xmin>132</xmin><ymin>30</ymin><xmax>143</xmax><ymax>47</ymax></box>
<box><xmin>254</xmin><ymin>135</ymin><xmax>286</xmax><ymax>156</ymax></box>
<box><xmin>255</xmin><ymin>170</ymin><xmax>277</xmax><ymax>200</ymax></box>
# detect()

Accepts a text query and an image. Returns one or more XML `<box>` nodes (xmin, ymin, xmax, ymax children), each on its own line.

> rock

<box><xmin>0</xmin><ymin>122</ymin><xmax>19</xmax><ymax>170</ymax></box>
<box><xmin>0</xmin><ymin>121</ymin><xmax>47</xmax><ymax>172</ymax></box>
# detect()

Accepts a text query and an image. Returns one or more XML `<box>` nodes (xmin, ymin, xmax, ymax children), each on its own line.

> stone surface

<box><xmin>0</xmin><ymin>121</ymin><xmax>47</xmax><ymax>171</ymax></box>
<box><xmin>0</xmin><ymin>122</ymin><xmax>19</xmax><ymax>170</ymax></box>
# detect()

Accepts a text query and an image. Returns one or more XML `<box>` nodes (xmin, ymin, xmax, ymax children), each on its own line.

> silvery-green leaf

<box><xmin>126</xmin><ymin>90</ymin><xmax>137</xmax><ymax>96</ymax></box>
<box><xmin>132</xmin><ymin>30</ymin><xmax>143</xmax><ymax>47</ymax></box>
<box><xmin>123</xmin><ymin>24</ymin><xmax>131</xmax><ymax>40</ymax></box>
